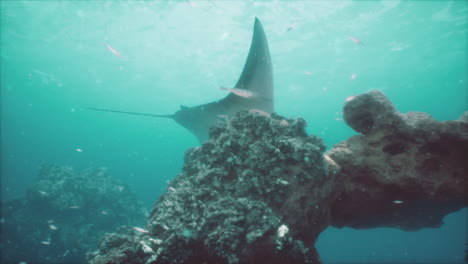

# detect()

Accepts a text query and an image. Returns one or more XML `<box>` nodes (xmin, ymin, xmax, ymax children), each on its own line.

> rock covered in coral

<box><xmin>87</xmin><ymin>90</ymin><xmax>467</xmax><ymax>264</ymax></box>
<box><xmin>0</xmin><ymin>165</ymin><xmax>147</xmax><ymax>264</ymax></box>
<box><xmin>328</xmin><ymin>90</ymin><xmax>468</xmax><ymax>230</ymax></box>
<box><xmin>88</xmin><ymin>111</ymin><xmax>330</xmax><ymax>264</ymax></box>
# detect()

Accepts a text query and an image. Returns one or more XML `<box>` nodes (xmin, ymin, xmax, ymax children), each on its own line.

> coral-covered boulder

<box><xmin>88</xmin><ymin>111</ymin><xmax>329</xmax><ymax>264</ymax></box>
<box><xmin>328</xmin><ymin>90</ymin><xmax>468</xmax><ymax>230</ymax></box>
<box><xmin>87</xmin><ymin>91</ymin><xmax>467</xmax><ymax>264</ymax></box>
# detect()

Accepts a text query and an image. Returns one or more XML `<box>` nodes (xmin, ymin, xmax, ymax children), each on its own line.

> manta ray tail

<box><xmin>88</xmin><ymin>107</ymin><xmax>174</xmax><ymax>118</ymax></box>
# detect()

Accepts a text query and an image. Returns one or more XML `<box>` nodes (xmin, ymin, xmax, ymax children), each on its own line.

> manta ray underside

<box><xmin>90</xmin><ymin>17</ymin><xmax>273</xmax><ymax>143</ymax></box>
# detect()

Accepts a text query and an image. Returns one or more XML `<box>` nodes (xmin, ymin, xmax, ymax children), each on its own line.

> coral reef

<box><xmin>88</xmin><ymin>90</ymin><xmax>467</xmax><ymax>264</ymax></box>
<box><xmin>0</xmin><ymin>165</ymin><xmax>147</xmax><ymax>264</ymax></box>
<box><xmin>88</xmin><ymin>111</ymin><xmax>329</xmax><ymax>264</ymax></box>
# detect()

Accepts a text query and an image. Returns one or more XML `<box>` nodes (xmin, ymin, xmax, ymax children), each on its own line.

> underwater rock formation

<box><xmin>327</xmin><ymin>90</ymin><xmax>468</xmax><ymax>230</ymax></box>
<box><xmin>88</xmin><ymin>111</ymin><xmax>330</xmax><ymax>264</ymax></box>
<box><xmin>0</xmin><ymin>165</ymin><xmax>147</xmax><ymax>264</ymax></box>
<box><xmin>88</xmin><ymin>91</ymin><xmax>467</xmax><ymax>264</ymax></box>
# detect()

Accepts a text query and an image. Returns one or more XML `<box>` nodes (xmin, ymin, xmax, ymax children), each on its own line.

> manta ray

<box><xmin>90</xmin><ymin>17</ymin><xmax>273</xmax><ymax>143</ymax></box>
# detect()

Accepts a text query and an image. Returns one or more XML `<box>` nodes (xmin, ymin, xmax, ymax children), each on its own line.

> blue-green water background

<box><xmin>1</xmin><ymin>1</ymin><xmax>467</xmax><ymax>263</ymax></box>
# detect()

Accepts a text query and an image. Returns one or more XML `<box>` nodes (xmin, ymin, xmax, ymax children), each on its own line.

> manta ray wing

<box><xmin>173</xmin><ymin>17</ymin><xmax>274</xmax><ymax>142</ymax></box>
<box><xmin>225</xmin><ymin>17</ymin><xmax>274</xmax><ymax>113</ymax></box>
<box><xmin>89</xmin><ymin>18</ymin><xmax>274</xmax><ymax>143</ymax></box>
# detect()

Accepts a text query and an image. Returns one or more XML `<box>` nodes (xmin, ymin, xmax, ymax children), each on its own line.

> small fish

<box><xmin>169</xmin><ymin>187</ymin><xmax>177</xmax><ymax>192</ymax></box>
<box><xmin>101</xmin><ymin>211</ymin><xmax>108</xmax><ymax>215</ymax></box>
<box><xmin>277</xmin><ymin>180</ymin><xmax>289</xmax><ymax>185</ymax></box>
<box><xmin>40</xmin><ymin>241</ymin><xmax>51</xmax><ymax>245</ymax></box>
<box><xmin>76</xmin><ymin>148</ymin><xmax>83</xmax><ymax>152</ymax></box>
<box><xmin>350</xmin><ymin>73</ymin><xmax>357</xmax><ymax>80</ymax></box>
<box><xmin>349</xmin><ymin>36</ymin><xmax>364</xmax><ymax>45</ymax></box>
<box><xmin>38</xmin><ymin>191</ymin><xmax>48</xmax><ymax>196</ymax></box>
<box><xmin>304</xmin><ymin>71</ymin><xmax>312</xmax><ymax>75</ymax></box>
<box><xmin>249</xmin><ymin>109</ymin><xmax>271</xmax><ymax>118</ymax></box>
<box><xmin>104</xmin><ymin>43</ymin><xmax>125</xmax><ymax>60</ymax></box>
<box><xmin>287</xmin><ymin>21</ymin><xmax>298</xmax><ymax>32</ymax></box>
<box><xmin>48</xmin><ymin>224</ymin><xmax>58</xmax><ymax>230</ymax></box>
<box><xmin>68</xmin><ymin>205</ymin><xmax>81</xmax><ymax>209</ymax></box>
<box><xmin>323</xmin><ymin>154</ymin><xmax>339</xmax><ymax>169</ymax></box>
<box><xmin>220</xmin><ymin>86</ymin><xmax>254</xmax><ymax>98</ymax></box>
<box><xmin>345</xmin><ymin>96</ymin><xmax>356</xmax><ymax>102</ymax></box>
<box><xmin>393</xmin><ymin>200</ymin><xmax>404</xmax><ymax>204</ymax></box>
<box><xmin>132</xmin><ymin>226</ymin><xmax>149</xmax><ymax>233</ymax></box>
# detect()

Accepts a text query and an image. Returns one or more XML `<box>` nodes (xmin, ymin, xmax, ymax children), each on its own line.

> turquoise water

<box><xmin>1</xmin><ymin>1</ymin><xmax>466</xmax><ymax>263</ymax></box>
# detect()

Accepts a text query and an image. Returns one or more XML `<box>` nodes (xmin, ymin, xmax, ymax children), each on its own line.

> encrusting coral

<box><xmin>1</xmin><ymin>165</ymin><xmax>147</xmax><ymax>264</ymax></box>
<box><xmin>87</xmin><ymin>90</ymin><xmax>467</xmax><ymax>264</ymax></box>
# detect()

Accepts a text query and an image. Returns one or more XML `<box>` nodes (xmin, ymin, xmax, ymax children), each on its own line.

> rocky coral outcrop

<box><xmin>327</xmin><ymin>90</ymin><xmax>468</xmax><ymax>230</ymax></box>
<box><xmin>87</xmin><ymin>90</ymin><xmax>467</xmax><ymax>264</ymax></box>
<box><xmin>88</xmin><ymin>111</ymin><xmax>330</xmax><ymax>264</ymax></box>
<box><xmin>0</xmin><ymin>165</ymin><xmax>147</xmax><ymax>264</ymax></box>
